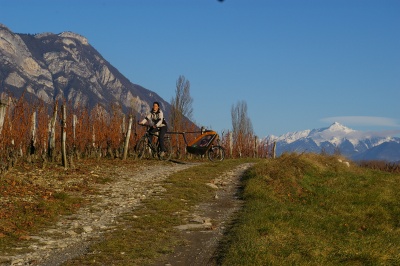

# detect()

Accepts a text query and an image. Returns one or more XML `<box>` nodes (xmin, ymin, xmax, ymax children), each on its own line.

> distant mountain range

<box><xmin>0</xmin><ymin>23</ymin><xmax>170</xmax><ymax>117</ymax></box>
<box><xmin>266</xmin><ymin>122</ymin><xmax>400</xmax><ymax>162</ymax></box>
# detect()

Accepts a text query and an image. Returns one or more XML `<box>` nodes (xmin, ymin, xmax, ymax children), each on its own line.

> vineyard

<box><xmin>0</xmin><ymin>95</ymin><xmax>271</xmax><ymax>173</ymax></box>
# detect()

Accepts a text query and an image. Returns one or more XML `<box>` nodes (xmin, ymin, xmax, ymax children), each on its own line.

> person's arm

<box><xmin>139</xmin><ymin>114</ymin><xmax>150</xmax><ymax>125</ymax></box>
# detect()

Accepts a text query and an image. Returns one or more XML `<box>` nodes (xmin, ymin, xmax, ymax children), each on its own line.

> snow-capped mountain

<box><xmin>266</xmin><ymin>122</ymin><xmax>400</xmax><ymax>162</ymax></box>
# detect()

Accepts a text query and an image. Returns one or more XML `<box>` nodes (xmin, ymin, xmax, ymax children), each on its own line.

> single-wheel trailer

<box><xmin>168</xmin><ymin>128</ymin><xmax>225</xmax><ymax>162</ymax></box>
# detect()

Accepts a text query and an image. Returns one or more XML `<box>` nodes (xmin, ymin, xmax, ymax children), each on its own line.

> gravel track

<box><xmin>2</xmin><ymin>162</ymin><xmax>197</xmax><ymax>266</ymax></box>
<box><xmin>1</xmin><ymin>161</ymin><xmax>253</xmax><ymax>266</ymax></box>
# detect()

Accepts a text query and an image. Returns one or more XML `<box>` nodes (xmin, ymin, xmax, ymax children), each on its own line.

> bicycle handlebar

<box><xmin>138</xmin><ymin>123</ymin><xmax>155</xmax><ymax>128</ymax></box>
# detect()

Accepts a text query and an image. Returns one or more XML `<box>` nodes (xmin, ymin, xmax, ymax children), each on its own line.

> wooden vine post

<box><xmin>61</xmin><ymin>104</ymin><xmax>68</xmax><ymax>168</ymax></box>
<box><xmin>123</xmin><ymin>115</ymin><xmax>133</xmax><ymax>160</ymax></box>
<box><xmin>48</xmin><ymin>102</ymin><xmax>58</xmax><ymax>161</ymax></box>
<box><xmin>72</xmin><ymin>114</ymin><xmax>77</xmax><ymax>146</ymax></box>
<box><xmin>272</xmin><ymin>141</ymin><xmax>276</xmax><ymax>159</ymax></box>
<box><xmin>30</xmin><ymin>111</ymin><xmax>37</xmax><ymax>155</ymax></box>
<box><xmin>0</xmin><ymin>101</ymin><xmax>7</xmax><ymax>135</ymax></box>
<box><xmin>229</xmin><ymin>131</ymin><xmax>233</xmax><ymax>158</ymax></box>
<box><xmin>254</xmin><ymin>136</ymin><xmax>258</xmax><ymax>158</ymax></box>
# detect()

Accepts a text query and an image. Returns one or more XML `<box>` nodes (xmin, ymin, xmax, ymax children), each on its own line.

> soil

<box><xmin>1</xmin><ymin>161</ymin><xmax>253</xmax><ymax>266</ymax></box>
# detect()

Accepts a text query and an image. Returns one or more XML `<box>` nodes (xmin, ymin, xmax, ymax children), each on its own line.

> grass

<box><xmin>5</xmin><ymin>154</ymin><xmax>398</xmax><ymax>265</ymax></box>
<box><xmin>216</xmin><ymin>153</ymin><xmax>400</xmax><ymax>265</ymax></box>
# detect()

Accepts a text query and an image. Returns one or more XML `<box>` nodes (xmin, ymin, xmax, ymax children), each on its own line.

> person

<box><xmin>139</xmin><ymin>102</ymin><xmax>168</xmax><ymax>156</ymax></box>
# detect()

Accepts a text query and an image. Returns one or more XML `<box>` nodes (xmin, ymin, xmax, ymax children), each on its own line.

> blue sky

<box><xmin>1</xmin><ymin>0</ymin><xmax>399</xmax><ymax>137</ymax></box>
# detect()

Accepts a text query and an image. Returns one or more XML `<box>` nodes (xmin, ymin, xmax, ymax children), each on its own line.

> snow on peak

<box><xmin>311</xmin><ymin>122</ymin><xmax>358</xmax><ymax>146</ymax></box>
<box><xmin>267</xmin><ymin>129</ymin><xmax>311</xmax><ymax>144</ymax></box>
<box><xmin>264</xmin><ymin>123</ymin><xmax>400</xmax><ymax>160</ymax></box>
<box><xmin>327</xmin><ymin>122</ymin><xmax>355</xmax><ymax>133</ymax></box>
<box><xmin>267</xmin><ymin>122</ymin><xmax>360</xmax><ymax>146</ymax></box>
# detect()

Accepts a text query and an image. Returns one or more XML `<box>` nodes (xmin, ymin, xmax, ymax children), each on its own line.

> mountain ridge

<box><xmin>0</xmin><ymin>23</ymin><xmax>173</xmax><ymax>119</ymax></box>
<box><xmin>266</xmin><ymin>122</ymin><xmax>400</xmax><ymax>162</ymax></box>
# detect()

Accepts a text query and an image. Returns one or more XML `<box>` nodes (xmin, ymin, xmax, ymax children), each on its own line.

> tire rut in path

<box><xmin>152</xmin><ymin>163</ymin><xmax>254</xmax><ymax>266</ymax></box>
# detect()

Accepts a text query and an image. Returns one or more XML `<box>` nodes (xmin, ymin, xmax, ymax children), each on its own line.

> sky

<box><xmin>1</xmin><ymin>0</ymin><xmax>399</xmax><ymax>138</ymax></box>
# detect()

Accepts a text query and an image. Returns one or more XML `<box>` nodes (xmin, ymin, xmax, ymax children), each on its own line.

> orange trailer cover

<box><xmin>186</xmin><ymin>130</ymin><xmax>217</xmax><ymax>155</ymax></box>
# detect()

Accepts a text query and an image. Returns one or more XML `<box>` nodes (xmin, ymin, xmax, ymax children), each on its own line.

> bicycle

<box><xmin>136</xmin><ymin>124</ymin><xmax>172</xmax><ymax>161</ymax></box>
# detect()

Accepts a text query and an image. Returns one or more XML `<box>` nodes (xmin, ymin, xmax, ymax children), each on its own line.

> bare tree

<box><xmin>169</xmin><ymin>75</ymin><xmax>194</xmax><ymax>158</ymax></box>
<box><xmin>169</xmin><ymin>75</ymin><xmax>193</xmax><ymax>132</ymax></box>
<box><xmin>231</xmin><ymin>100</ymin><xmax>253</xmax><ymax>157</ymax></box>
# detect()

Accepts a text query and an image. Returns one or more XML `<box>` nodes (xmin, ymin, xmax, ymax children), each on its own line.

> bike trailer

<box><xmin>186</xmin><ymin>130</ymin><xmax>218</xmax><ymax>155</ymax></box>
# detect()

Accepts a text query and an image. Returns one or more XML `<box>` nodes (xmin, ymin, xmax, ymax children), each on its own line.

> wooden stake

<box><xmin>61</xmin><ymin>105</ymin><xmax>68</xmax><ymax>168</ymax></box>
<box><xmin>123</xmin><ymin>115</ymin><xmax>133</xmax><ymax>160</ymax></box>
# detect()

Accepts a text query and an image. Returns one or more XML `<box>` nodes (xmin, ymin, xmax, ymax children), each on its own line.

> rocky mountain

<box><xmin>266</xmin><ymin>122</ymin><xmax>400</xmax><ymax>162</ymax></box>
<box><xmin>0</xmin><ymin>23</ymin><xmax>169</xmax><ymax>117</ymax></box>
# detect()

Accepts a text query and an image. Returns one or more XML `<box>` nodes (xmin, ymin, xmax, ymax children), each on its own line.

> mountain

<box><xmin>0</xmin><ymin>23</ymin><xmax>169</xmax><ymax>117</ymax></box>
<box><xmin>352</xmin><ymin>141</ymin><xmax>400</xmax><ymax>162</ymax></box>
<box><xmin>266</xmin><ymin>122</ymin><xmax>400</xmax><ymax>162</ymax></box>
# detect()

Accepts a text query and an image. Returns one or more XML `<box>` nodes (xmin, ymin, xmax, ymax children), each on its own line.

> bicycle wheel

<box><xmin>136</xmin><ymin>137</ymin><xmax>151</xmax><ymax>159</ymax></box>
<box><xmin>159</xmin><ymin>137</ymin><xmax>172</xmax><ymax>161</ymax></box>
<box><xmin>208</xmin><ymin>145</ymin><xmax>225</xmax><ymax>162</ymax></box>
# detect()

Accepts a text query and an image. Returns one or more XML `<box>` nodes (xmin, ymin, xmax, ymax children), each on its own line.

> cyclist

<box><xmin>139</xmin><ymin>101</ymin><xmax>168</xmax><ymax>156</ymax></box>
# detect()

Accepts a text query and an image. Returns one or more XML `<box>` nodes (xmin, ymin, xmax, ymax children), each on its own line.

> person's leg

<box><xmin>158</xmin><ymin>126</ymin><xmax>167</xmax><ymax>152</ymax></box>
<box><xmin>149</xmin><ymin>127</ymin><xmax>158</xmax><ymax>143</ymax></box>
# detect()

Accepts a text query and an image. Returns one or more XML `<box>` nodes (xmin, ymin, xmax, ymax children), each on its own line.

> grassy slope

<box><xmin>216</xmin><ymin>153</ymin><xmax>400</xmax><ymax>265</ymax></box>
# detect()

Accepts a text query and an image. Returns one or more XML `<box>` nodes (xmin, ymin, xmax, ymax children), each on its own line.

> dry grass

<box><xmin>217</xmin><ymin>153</ymin><xmax>400</xmax><ymax>265</ymax></box>
<box><xmin>0</xmin><ymin>158</ymin><xmax>156</xmax><ymax>254</ymax></box>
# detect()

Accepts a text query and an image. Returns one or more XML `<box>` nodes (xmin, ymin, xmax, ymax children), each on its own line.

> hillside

<box><xmin>0</xmin><ymin>23</ymin><xmax>169</xmax><ymax>116</ymax></box>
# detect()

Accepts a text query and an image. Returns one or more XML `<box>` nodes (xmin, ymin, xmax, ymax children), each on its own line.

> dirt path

<box><xmin>1</xmin><ymin>161</ymin><xmax>252</xmax><ymax>266</ymax></box>
<box><xmin>152</xmin><ymin>163</ymin><xmax>253</xmax><ymax>266</ymax></box>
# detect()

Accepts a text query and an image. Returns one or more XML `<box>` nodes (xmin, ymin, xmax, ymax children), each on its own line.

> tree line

<box><xmin>0</xmin><ymin>75</ymin><xmax>273</xmax><ymax>173</ymax></box>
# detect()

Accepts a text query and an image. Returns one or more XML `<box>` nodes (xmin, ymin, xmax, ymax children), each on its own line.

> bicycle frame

<box><xmin>137</xmin><ymin>124</ymin><xmax>172</xmax><ymax>160</ymax></box>
<box><xmin>145</xmin><ymin>131</ymin><xmax>160</xmax><ymax>151</ymax></box>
